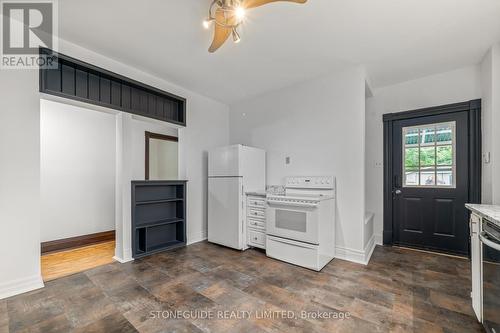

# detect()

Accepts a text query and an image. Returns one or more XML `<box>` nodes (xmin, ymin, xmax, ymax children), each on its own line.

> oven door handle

<box><xmin>479</xmin><ymin>232</ymin><xmax>500</xmax><ymax>251</ymax></box>
<box><xmin>267</xmin><ymin>201</ymin><xmax>318</xmax><ymax>208</ymax></box>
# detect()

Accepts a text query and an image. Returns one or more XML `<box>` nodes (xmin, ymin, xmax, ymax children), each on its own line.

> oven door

<box><xmin>266</xmin><ymin>201</ymin><xmax>319</xmax><ymax>245</ymax></box>
<box><xmin>480</xmin><ymin>223</ymin><xmax>500</xmax><ymax>333</ymax></box>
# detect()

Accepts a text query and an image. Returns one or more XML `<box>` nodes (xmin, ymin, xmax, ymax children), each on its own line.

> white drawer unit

<box><xmin>246</xmin><ymin>194</ymin><xmax>266</xmax><ymax>249</ymax></box>
<box><xmin>247</xmin><ymin>218</ymin><xmax>265</xmax><ymax>231</ymax></box>
<box><xmin>248</xmin><ymin>207</ymin><xmax>265</xmax><ymax>219</ymax></box>
<box><xmin>248</xmin><ymin>229</ymin><xmax>266</xmax><ymax>248</ymax></box>
<box><xmin>248</xmin><ymin>197</ymin><xmax>266</xmax><ymax>208</ymax></box>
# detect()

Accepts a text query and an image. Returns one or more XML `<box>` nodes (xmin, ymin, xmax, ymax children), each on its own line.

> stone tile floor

<box><xmin>1</xmin><ymin>242</ymin><xmax>484</xmax><ymax>332</ymax></box>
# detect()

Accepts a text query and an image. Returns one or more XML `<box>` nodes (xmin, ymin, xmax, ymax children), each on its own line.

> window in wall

<box><xmin>403</xmin><ymin>121</ymin><xmax>456</xmax><ymax>188</ymax></box>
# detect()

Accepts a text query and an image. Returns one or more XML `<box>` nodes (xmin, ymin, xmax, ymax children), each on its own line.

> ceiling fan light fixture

<box><xmin>232</xmin><ymin>28</ymin><xmax>241</xmax><ymax>43</ymax></box>
<box><xmin>203</xmin><ymin>18</ymin><xmax>213</xmax><ymax>29</ymax></box>
<box><xmin>235</xmin><ymin>6</ymin><xmax>246</xmax><ymax>22</ymax></box>
<box><xmin>206</xmin><ymin>0</ymin><xmax>308</xmax><ymax>52</ymax></box>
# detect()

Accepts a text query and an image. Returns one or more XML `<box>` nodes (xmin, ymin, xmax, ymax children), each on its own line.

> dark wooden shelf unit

<box><xmin>132</xmin><ymin>181</ymin><xmax>187</xmax><ymax>258</ymax></box>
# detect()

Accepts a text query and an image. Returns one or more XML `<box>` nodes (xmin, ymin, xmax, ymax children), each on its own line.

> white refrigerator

<box><xmin>208</xmin><ymin>145</ymin><xmax>266</xmax><ymax>250</ymax></box>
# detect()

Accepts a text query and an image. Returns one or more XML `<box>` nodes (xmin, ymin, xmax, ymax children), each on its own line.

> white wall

<box><xmin>494</xmin><ymin>44</ymin><xmax>500</xmax><ymax>205</ymax></box>
<box><xmin>130</xmin><ymin>118</ymin><xmax>178</xmax><ymax>180</ymax></box>
<box><xmin>230</xmin><ymin>67</ymin><xmax>368</xmax><ymax>259</ymax></box>
<box><xmin>114</xmin><ymin>113</ymin><xmax>181</xmax><ymax>262</ymax></box>
<box><xmin>178</xmin><ymin>96</ymin><xmax>230</xmax><ymax>243</ymax></box>
<box><xmin>481</xmin><ymin>51</ymin><xmax>494</xmax><ymax>204</ymax></box>
<box><xmin>40</xmin><ymin>99</ymin><xmax>116</xmax><ymax>242</ymax></box>
<box><xmin>0</xmin><ymin>70</ymin><xmax>43</xmax><ymax>298</ymax></box>
<box><xmin>365</xmin><ymin>65</ymin><xmax>482</xmax><ymax>240</ymax></box>
<box><xmin>491</xmin><ymin>44</ymin><xmax>500</xmax><ymax>205</ymax></box>
<box><xmin>0</xmin><ymin>38</ymin><xmax>230</xmax><ymax>298</ymax></box>
<box><xmin>481</xmin><ymin>43</ymin><xmax>500</xmax><ymax>205</ymax></box>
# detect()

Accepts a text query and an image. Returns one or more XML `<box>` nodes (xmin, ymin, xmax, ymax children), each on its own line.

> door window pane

<box><xmin>420</xmin><ymin>147</ymin><xmax>435</xmax><ymax>166</ymax></box>
<box><xmin>405</xmin><ymin>128</ymin><xmax>419</xmax><ymax>146</ymax></box>
<box><xmin>436</xmin><ymin>124</ymin><xmax>453</xmax><ymax>144</ymax></box>
<box><xmin>420</xmin><ymin>127</ymin><xmax>435</xmax><ymax>145</ymax></box>
<box><xmin>403</xmin><ymin>121</ymin><xmax>456</xmax><ymax>187</ymax></box>
<box><xmin>437</xmin><ymin>166</ymin><xmax>453</xmax><ymax>186</ymax></box>
<box><xmin>405</xmin><ymin>148</ymin><xmax>419</xmax><ymax>167</ymax></box>
<box><xmin>405</xmin><ymin>169</ymin><xmax>419</xmax><ymax>186</ymax></box>
<box><xmin>420</xmin><ymin>168</ymin><xmax>436</xmax><ymax>186</ymax></box>
<box><xmin>437</xmin><ymin>146</ymin><xmax>453</xmax><ymax>165</ymax></box>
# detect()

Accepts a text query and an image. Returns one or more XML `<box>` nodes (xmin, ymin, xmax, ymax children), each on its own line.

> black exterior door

<box><xmin>392</xmin><ymin>111</ymin><xmax>470</xmax><ymax>255</ymax></box>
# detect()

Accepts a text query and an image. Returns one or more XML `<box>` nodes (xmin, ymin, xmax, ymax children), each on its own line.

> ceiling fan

<box><xmin>203</xmin><ymin>0</ymin><xmax>307</xmax><ymax>53</ymax></box>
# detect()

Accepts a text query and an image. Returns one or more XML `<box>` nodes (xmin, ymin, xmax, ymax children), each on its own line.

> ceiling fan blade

<box><xmin>243</xmin><ymin>0</ymin><xmax>307</xmax><ymax>9</ymax></box>
<box><xmin>208</xmin><ymin>9</ymin><xmax>233</xmax><ymax>53</ymax></box>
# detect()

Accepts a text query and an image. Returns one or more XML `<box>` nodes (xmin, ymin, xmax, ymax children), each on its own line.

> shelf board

<box><xmin>135</xmin><ymin>218</ymin><xmax>184</xmax><ymax>229</ymax></box>
<box><xmin>135</xmin><ymin>198</ymin><xmax>183</xmax><ymax>205</ymax></box>
<box><xmin>146</xmin><ymin>240</ymin><xmax>184</xmax><ymax>253</ymax></box>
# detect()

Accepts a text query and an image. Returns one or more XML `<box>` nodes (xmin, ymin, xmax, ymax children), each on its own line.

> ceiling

<box><xmin>59</xmin><ymin>0</ymin><xmax>500</xmax><ymax>104</ymax></box>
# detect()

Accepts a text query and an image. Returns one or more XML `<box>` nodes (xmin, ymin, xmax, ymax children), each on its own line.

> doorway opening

<box><xmin>39</xmin><ymin>98</ymin><xmax>180</xmax><ymax>281</ymax></box>
<box><xmin>383</xmin><ymin>100</ymin><xmax>481</xmax><ymax>256</ymax></box>
<box><xmin>40</xmin><ymin>98</ymin><xmax>117</xmax><ymax>281</ymax></box>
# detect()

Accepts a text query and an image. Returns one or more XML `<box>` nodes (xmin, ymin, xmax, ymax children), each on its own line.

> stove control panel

<box><xmin>285</xmin><ymin>176</ymin><xmax>335</xmax><ymax>189</ymax></box>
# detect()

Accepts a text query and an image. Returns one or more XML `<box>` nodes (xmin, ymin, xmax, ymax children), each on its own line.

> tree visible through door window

<box><xmin>403</xmin><ymin>122</ymin><xmax>456</xmax><ymax>187</ymax></box>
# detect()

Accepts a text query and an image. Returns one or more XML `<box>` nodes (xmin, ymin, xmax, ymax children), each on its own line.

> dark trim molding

<box><xmin>383</xmin><ymin>119</ymin><xmax>394</xmax><ymax>245</ymax></box>
<box><xmin>145</xmin><ymin>131</ymin><xmax>178</xmax><ymax>180</ymax></box>
<box><xmin>41</xmin><ymin>230</ymin><xmax>115</xmax><ymax>254</ymax></box>
<box><xmin>382</xmin><ymin>99</ymin><xmax>482</xmax><ymax>246</ymax></box>
<box><xmin>382</xmin><ymin>100</ymin><xmax>480</xmax><ymax>122</ymax></box>
<box><xmin>39</xmin><ymin>47</ymin><xmax>186</xmax><ymax>126</ymax></box>
<box><xmin>468</xmin><ymin>103</ymin><xmax>482</xmax><ymax>204</ymax></box>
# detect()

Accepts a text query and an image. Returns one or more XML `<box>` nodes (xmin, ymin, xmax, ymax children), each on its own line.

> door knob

<box><xmin>395</xmin><ymin>189</ymin><xmax>402</xmax><ymax>195</ymax></box>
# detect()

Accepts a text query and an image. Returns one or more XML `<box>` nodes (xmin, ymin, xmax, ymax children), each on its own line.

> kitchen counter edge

<box><xmin>466</xmin><ymin>204</ymin><xmax>500</xmax><ymax>227</ymax></box>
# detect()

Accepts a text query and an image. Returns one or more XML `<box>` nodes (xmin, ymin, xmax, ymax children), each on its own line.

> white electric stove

<box><xmin>266</xmin><ymin>176</ymin><xmax>336</xmax><ymax>271</ymax></box>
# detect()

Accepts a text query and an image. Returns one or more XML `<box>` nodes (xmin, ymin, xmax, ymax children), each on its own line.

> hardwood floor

<box><xmin>41</xmin><ymin>241</ymin><xmax>115</xmax><ymax>282</ymax></box>
<box><xmin>4</xmin><ymin>242</ymin><xmax>484</xmax><ymax>333</ymax></box>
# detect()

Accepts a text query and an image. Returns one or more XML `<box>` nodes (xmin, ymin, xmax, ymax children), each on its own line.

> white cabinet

<box><xmin>246</xmin><ymin>194</ymin><xmax>266</xmax><ymax>249</ymax></box>
<box><xmin>470</xmin><ymin>212</ymin><xmax>482</xmax><ymax>322</ymax></box>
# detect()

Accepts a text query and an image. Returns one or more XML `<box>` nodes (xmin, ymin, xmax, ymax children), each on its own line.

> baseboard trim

<box><xmin>113</xmin><ymin>246</ymin><xmax>134</xmax><ymax>263</ymax></box>
<box><xmin>374</xmin><ymin>233</ymin><xmax>383</xmax><ymax>245</ymax></box>
<box><xmin>335</xmin><ymin>235</ymin><xmax>377</xmax><ymax>266</ymax></box>
<box><xmin>188</xmin><ymin>237</ymin><xmax>207</xmax><ymax>245</ymax></box>
<box><xmin>0</xmin><ymin>275</ymin><xmax>44</xmax><ymax>300</ymax></box>
<box><xmin>113</xmin><ymin>255</ymin><xmax>134</xmax><ymax>264</ymax></box>
<box><xmin>41</xmin><ymin>230</ymin><xmax>115</xmax><ymax>254</ymax></box>
<box><xmin>187</xmin><ymin>231</ymin><xmax>207</xmax><ymax>245</ymax></box>
<box><xmin>363</xmin><ymin>234</ymin><xmax>377</xmax><ymax>265</ymax></box>
<box><xmin>335</xmin><ymin>246</ymin><xmax>366</xmax><ymax>265</ymax></box>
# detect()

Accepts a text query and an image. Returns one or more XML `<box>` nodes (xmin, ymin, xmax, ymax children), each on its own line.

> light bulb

<box><xmin>235</xmin><ymin>6</ymin><xmax>245</xmax><ymax>21</ymax></box>
<box><xmin>203</xmin><ymin>18</ymin><xmax>211</xmax><ymax>29</ymax></box>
